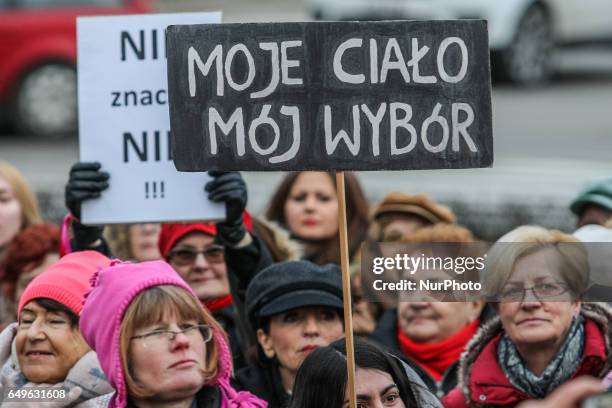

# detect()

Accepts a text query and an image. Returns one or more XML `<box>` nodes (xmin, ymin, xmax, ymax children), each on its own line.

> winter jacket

<box><xmin>443</xmin><ymin>303</ymin><xmax>612</xmax><ymax>408</ymax></box>
<box><xmin>370</xmin><ymin>305</ymin><xmax>496</xmax><ymax>398</ymax></box>
<box><xmin>89</xmin><ymin>383</ymin><xmax>245</xmax><ymax>408</ymax></box>
<box><xmin>223</xmin><ymin>234</ymin><xmax>273</xmax><ymax>370</ymax></box>
<box><xmin>0</xmin><ymin>323</ymin><xmax>113</xmax><ymax>407</ymax></box>
<box><xmin>118</xmin><ymin>385</ymin><xmax>227</xmax><ymax>408</ymax></box>
<box><xmin>213</xmin><ymin>303</ymin><xmax>248</xmax><ymax>371</ymax></box>
<box><xmin>250</xmin><ymin>217</ymin><xmax>303</xmax><ymax>263</ymax></box>
<box><xmin>232</xmin><ymin>362</ymin><xmax>290</xmax><ymax>408</ymax></box>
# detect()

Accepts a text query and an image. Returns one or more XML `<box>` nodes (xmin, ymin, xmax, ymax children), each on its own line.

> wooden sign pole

<box><xmin>336</xmin><ymin>171</ymin><xmax>357</xmax><ymax>408</ymax></box>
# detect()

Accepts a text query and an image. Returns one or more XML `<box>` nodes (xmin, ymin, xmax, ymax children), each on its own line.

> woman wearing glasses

<box><xmin>80</xmin><ymin>259</ymin><xmax>266</xmax><ymax>408</ymax></box>
<box><xmin>0</xmin><ymin>251</ymin><xmax>113</xmax><ymax>407</ymax></box>
<box><xmin>443</xmin><ymin>226</ymin><xmax>612</xmax><ymax>407</ymax></box>
<box><xmin>157</xmin><ymin>208</ymin><xmax>269</xmax><ymax>372</ymax></box>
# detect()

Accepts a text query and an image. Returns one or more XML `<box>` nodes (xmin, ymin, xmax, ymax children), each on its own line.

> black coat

<box><xmin>218</xmin><ymin>236</ymin><xmax>274</xmax><ymax>371</ymax></box>
<box><xmin>213</xmin><ymin>304</ymin><xmax>248</xmax><ymax>371</ymax></box>
<box><xmin>369</xmin><ymin>305</ymin><xmax>495</xmax><ymax>398</ymax></box>
<box><xmin>232</xmin><ymin>362</ymin><xmax>290</xmax><ymax>408</ymax></box>
<box><xmin>127</xmin><ymin>386</ymin><xmax>221</xmax><ymax>407</ymax></box>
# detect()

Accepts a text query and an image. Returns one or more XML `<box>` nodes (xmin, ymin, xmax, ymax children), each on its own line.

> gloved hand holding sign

<box><xmin>65</xmin><ymin>162</ymin><xmax>109</xmax><ymax>250</ymax></box>
<box><xmin>205</xmin><ymin>171</ymin><xmax>249</xmax><ymax>248</ymax></box>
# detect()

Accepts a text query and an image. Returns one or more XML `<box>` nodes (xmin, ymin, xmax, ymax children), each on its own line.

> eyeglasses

<box><xmin>499</xmin><ymin>282</ymin><xmax>571</xmax><ymax>302</ymax></box>
<box><xmin>130</xmin><ymin>324</ymin><xmax>213</xmax><ymax>345</ymax></box>
<box><xmin>168</xmin><ymin>246</ymin><xmax>225</xmax><ymax>265</ymax></box>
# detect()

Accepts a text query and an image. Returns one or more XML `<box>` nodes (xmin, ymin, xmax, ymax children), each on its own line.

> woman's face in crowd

<box><xmin>344</xmin><ymin>368</ymin><xmax>405</xmax><ymax>408</ymax></box>
<box><xmin>129</xmin><ymin>316</ymin><xmax>207</xmax><ymax>401</ymax></box>
<box><xmin>497</xmin><ymin>247</ymin><xmax>579</xmax><ymax>351</ymax></box>
<box><xmin>0</xmin><ymin>176</ymin><xmax>22</xmax><ymax>248</ymax></box>
<box><xmin>257</xmin><ymin>306</ymin><xmax>343</xmax><ymax>374</ymax></box>
<box><xmin>283</xmin><ymin>172</ymin><xmax>339</xmax><ymax>241</ymax></box>
<box><xmin>397</xmin><ymin>301</ymin><xmax>480</xmax><ymax>343</ymax></box>
<box><xmin>16</xmin><ymin>301</ymin><xmax>90</xmax><ymax>383</ymax></box>
<box><xmin>15</xmin><ymin>253</ymin><xmax>59</xmax><ymax>302</ymax></box>
<box><xmin>129</xmin><ymin>223</ymin><xmax>161</xmax><ymax>262</ymax></box>
<box><xmin>169</xmin><ymin>232</ymin><xmax>229</xmax><ymax>301</ymax></box>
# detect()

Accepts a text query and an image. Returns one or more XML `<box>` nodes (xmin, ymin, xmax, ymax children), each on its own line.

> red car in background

<box><xmin>0</xmin><ymin>0</ymin><xmax>153</xmax><ymax>138</ymax></box>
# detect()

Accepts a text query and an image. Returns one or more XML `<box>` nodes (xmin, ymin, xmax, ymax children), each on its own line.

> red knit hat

<box><xmin>158</xmin><ymin>211</ymin><xmax>253</xmax><ymax>259</ymax></box>
<box><xmin>17</xmin><ymin>250</ymin><xmax>111</xmax><ymax>317</ymax></box>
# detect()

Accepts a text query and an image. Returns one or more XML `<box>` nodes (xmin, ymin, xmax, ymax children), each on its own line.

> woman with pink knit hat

<box><xmin>0</xmin><ymin>250</ymin><xmax>113</xmax><ymax>407</ymax></box>
<box><xmin>80</xmin><ymin>259</ymin><xmax>266</xmax><ymax>408</ymax></box>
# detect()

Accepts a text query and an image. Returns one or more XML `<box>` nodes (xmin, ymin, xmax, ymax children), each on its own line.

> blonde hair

<box><xmin>0</xmin><ymin>161</ymin><xmax>41</xmax><ymax>229</ymax></box>
<box><xmin>483</xmin><ymin>225</ymin><xmax>589</xmax><ymax>298</ymax></box>
<box><xmin>104</xmin><ymin>224</ymin><xmax>132</xmax><ymax>260</ymax></box>
<box><xmin>119</xmin><ymin>285</ymin><xmax>223</xmax><ymax>398</ymax></box>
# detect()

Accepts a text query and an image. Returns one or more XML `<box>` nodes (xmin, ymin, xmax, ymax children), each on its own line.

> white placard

<box><xmin>77</xmin><ymin>12</ymin><xmax>224</xmax><ymax>224</ymax></box>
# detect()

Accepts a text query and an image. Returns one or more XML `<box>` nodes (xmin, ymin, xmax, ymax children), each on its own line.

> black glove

<box><xmin>205</xmin><ymin>171</ymin><xmax>248</xmax><ymax>247</ymax></box>
<box><xmin>66</xmin><ymin>162</ymin><xmax>109</xmax><ymax>220</ymax></box>
<box><xmin>65</xmin><ymin>162</ymin><xmax>109</xmax><ymax>249</ymax></box>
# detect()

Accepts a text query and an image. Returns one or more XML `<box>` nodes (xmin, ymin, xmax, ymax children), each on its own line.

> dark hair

<box><xmin>289</xmin><ymin>346</ymin><xmax>348</xmax><ymax>408</ymax></box>
<box><xmin>290</xmin><ymin>337</ymin><xmax>419</xmax><ymax>408</ymax></box>
<box><xmin>31</xmin><ymin>298</ymin><xmax>79</xmax><ymax>328</ymax></box>
<box><xmin>265</xmin><ymin>171</ymin><xmax>369</xmax><ymax>265</ymax></box>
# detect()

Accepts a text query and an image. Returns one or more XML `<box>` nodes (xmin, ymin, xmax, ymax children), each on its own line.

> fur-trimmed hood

<box><xmin>252</xmin><ymin>217</ymin><xmax>303</xmax><ymax>262</ymax></box>
<box><xmin>449</xmin><ymin>303</ymin><xmax>612</xmax><ymax>407</ymax></box>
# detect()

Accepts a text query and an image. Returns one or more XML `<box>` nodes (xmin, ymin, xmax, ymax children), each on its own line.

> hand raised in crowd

<box><xmin>517</xmin><ymin>377</ymin><xmax>605</xmax><ymax>408</ymax></box>
<box><xmin>205</xmin><ymin>170</ymin><xmax>249</xmax><ymax>247</ymax></box>
<box><xmin>65</xmin><ymin>162</ymin><xmax>109</xmax><ymax>250</ymax></box>
<box><xmin>65</xmin><ymin>162</ymin><xmax>109</xmax><ymax>220</ymax></box>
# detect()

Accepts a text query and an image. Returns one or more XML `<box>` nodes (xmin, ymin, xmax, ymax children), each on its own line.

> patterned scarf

<box><xmin>497</xmin><ymin>315</ymin><xmax>585</xmax><ymax>398</ymax></box>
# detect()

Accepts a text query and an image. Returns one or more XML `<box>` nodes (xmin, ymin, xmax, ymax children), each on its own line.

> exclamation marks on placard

<box><xmin>145</xmin><ymin>181</ymin><xmax>165</xmax><ymax>199</ymax></box>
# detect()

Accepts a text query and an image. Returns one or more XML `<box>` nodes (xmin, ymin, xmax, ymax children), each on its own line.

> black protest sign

<box><xmin>166</xmin><ymin>20</ymin><xmax>493</xmax><ymax>172</ymax></box>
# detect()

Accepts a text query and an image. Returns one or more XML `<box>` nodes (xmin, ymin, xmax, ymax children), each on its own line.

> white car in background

<box><xmin>308</xmin><ymin>0</ymin><xmax>612</xmax><ymax>85</ymax></box>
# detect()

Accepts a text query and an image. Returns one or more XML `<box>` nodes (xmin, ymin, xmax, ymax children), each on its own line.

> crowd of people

<box><xmin>1</xmin><ymin>158</ymin><xmax>612</xmax><ymax>407</ymax></box>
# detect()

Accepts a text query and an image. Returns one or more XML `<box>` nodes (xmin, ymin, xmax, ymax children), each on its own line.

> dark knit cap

<box><xmin>246</xmin><ymin>261</ymin><xmax>343</xmax><ymax>326</ymax></box>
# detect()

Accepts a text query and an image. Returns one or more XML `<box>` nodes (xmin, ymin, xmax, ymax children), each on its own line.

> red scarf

<box><xmin>397</xmin><ymin>319</ymin><xmax>479</xmax><ymax>381</ymax></box>
<box><xmin>204</xmin><ymin>294</ymin><xmax>233</xmax><ymax>313</ymax></box>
